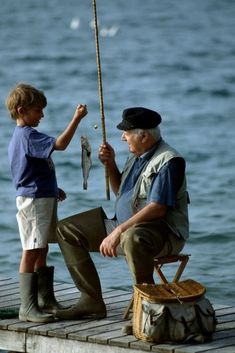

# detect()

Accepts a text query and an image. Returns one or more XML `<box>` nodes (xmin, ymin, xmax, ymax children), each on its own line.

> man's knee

<box><xmin>57</xmin><ymin>208</ymin><xmax>106</xmax><ymax>251</ymax></box>
<box><xmin>121</xmin><ymin>226</ymin><xmax>151</xmax><ymax>255</ymax></box>
<box><xmin>120</xmin><ymin>232</ymin><xmax>135</xmax><ymax>254</ymax></box>
<box><xmin>120</xmin><ymin>222</ymin><xmax>168</xmax><ymax>258</ymax></box>
<box><xmin>57</xmin><ymin>220</ymin><xmax>66</xmax><ymax>241</ymax></box>
<box><xmin>57</xmin><ymin>220</ymin><xmax>83</xmax><ymax>246</ymax></box>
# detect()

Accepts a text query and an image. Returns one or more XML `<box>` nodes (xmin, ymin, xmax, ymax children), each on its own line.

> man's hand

<box><xmin>99</xmin><ymin>226</ymin><xmax>122</xmax><ymax>257</ymax></box>
<box><xmin>99</xmin><ymin>142</ymin><xmax>115</xmax><ymax>166</ymax></box>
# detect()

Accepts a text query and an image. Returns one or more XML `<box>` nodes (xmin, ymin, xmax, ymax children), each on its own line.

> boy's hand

<box><xmin>74</xmin><ymin>104</ymin><xmax>88</xmax><ymax>120</ymax></box>
<box><xmin>58</xmin><ymin>188</ymin><xmax>67</xmax><ymax>202</ymax></box>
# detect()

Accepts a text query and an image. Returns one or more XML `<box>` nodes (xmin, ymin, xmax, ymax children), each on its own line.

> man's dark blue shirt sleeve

<box><xmin>148</xmin><ymin>157</ymin><xmax>185</xmax><ymax>207</ymax></box>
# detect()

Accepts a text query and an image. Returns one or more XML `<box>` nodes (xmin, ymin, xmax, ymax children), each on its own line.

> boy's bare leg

<box><xmin>19</xmin><ymin>249</ymin><xmax>41</xmax><ymax>273</ymax></box>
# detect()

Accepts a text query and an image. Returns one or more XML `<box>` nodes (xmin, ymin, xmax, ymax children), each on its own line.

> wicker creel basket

<box><xmin>134</xmin><ymin>279</ymin><xmax>206</xmax><ymax>304</ymax></box>
<box><xmin>133</xmin><ymin>279</ymin><xmax>210</xmax><ymax>342</ymax></box>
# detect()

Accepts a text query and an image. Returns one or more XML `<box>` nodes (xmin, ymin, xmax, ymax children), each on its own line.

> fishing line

<box><xmin>92</xmin><ymin>0</ymin><xmax>110</xmax><ymax>200</ymax></box>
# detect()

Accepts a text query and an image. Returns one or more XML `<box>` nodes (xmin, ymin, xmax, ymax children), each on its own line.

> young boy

<box><xmin>6</xmin><ymin>83</ymin><xmax>87</xmax><ymax>323</ymax></box>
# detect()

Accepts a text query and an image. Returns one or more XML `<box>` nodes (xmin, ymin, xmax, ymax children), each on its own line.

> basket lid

<box><xmin>134</xmin><ymin>279</ymin><xmax>206</xmax><ymax>303</ymax></box>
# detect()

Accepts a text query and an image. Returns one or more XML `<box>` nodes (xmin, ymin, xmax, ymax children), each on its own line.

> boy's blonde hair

<box><xmin>6</xmin><ymin>83</ymin><xmax>47</xmax><ymax>120</ymax></box>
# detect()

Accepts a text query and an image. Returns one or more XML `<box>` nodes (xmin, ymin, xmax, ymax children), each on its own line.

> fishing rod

<box><xmin>92</xmin><ymin>0</ymin><xmax>110</xmax><ymax>200</ymax></box>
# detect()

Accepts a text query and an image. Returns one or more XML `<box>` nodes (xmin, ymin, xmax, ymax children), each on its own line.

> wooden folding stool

<box><xmin>123</xmin><ymin>253</ymin><xmax>190</xmax><ymax>319</ymax></box>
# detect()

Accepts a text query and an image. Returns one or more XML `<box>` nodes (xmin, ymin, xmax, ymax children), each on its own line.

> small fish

<box><xmin>81</xmin><ymin>136</ymin><xmax>92</xmax><ymax>190</ymax></box>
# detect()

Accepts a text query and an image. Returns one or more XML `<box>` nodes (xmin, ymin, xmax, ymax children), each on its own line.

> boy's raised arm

<box><xmin>54</xmin><ymin>104</ymin><xmax>87</xmax><ymax>151</ymax></box>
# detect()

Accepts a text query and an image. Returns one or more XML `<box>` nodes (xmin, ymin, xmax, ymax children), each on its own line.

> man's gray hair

<box><xmin>133</xmin><ymin>126</ymin><xmax>161</xmax><ymax>142</ymax></box>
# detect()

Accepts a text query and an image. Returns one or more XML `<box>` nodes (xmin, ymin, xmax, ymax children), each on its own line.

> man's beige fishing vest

<box><xmin>118</xmin><ymin>139</ymin><xmax>189</xmax><ymax>240</ymax></box>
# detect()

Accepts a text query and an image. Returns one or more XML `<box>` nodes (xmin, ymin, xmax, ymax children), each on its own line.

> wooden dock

<box><xmin>0</xmin><ymin>277</ymin><xmax>235</xmax><ymax>353</ymax></box>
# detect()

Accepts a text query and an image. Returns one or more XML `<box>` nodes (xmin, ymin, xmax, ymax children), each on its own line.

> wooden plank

<box><xmin>0</xmin><ymin>295</ymin><xmax>20</xmax><ymax>305</ymax></box>
<box><xmin>217</xmin><ymin>321</ymin><xmax>235</xmax><ymax>330</ymax></box>
<box><xmin>106</xmin><ymin>292</ymin><xmax>130</xmax><ymax>303</ymax></box>
<box><xmin>0</xmin><ymin>329</ymin><xmax>25</xmax><ymax>352</ymax></box>
<box><xmin>55</xmin><ymin>288</ymin><xmax>131</xmax><ymax>302</ymax></box>
<box><xmin>51</xmin><ymin>290</ymin><xmax>80</xmax><ymax>301</ymax></box>
<box><xmin>54</xmin><ymin>281</ymin><xmax>77</xmax><ymax>289</ymax></box>
<box><xmin>217</xmin><ymin>314</ymin><xmax>235</xmax><ymax>325</ymax></box>
<box><xmin>151</xmin><ymin>343</ymin><xmax>179</xmax><ymax>353</ymax></box>
<box><xmin>213</xmin><ymin>328</ymin><xmax>235</xmax><ymax>340</ymax></box>
<box><xmin>216</xmin><ymin>311</ymin><xmax>235</xmax><ymax>323</ymax></box>
<box><xmin>7</xmin><ymin>320</ymin><xmax>44</xmax><ymax>333</ymax></box>
<box><xmin>27</xmin><ymin>311</ymin><xmax>123</xmax><ymax>339</ymax></box>
<box><xmin>200</xmin><ymin>347</ymin><xmax>235</xmax><ymax>353</ymax></box>
<box><xmin>30</xmin><ymin>318</ymin><xmax>99</xmax><ymax>338</ymax></box>
<box><xmin>68</xmin><ymin>319</ymin><xmax>124</xmax><ymax>341</ymax></box>
<box><xmin>54</xmin><ymin>288</ymin><xmax>129</xmax><ymax>302</ymax></box>
<box><xmin>214</xmin><ymin>304</ymin><xmax>233</xmax><ymax>311</ymax></box>
<box><xmin>0</xmin><ymin>278</ymin><xmax>18</xmax><ymax>285</ymax></box>
<box><xmin>0</xmin><ymin>284</ymin><xmax>19</xmax><ymax>295</ymax></box>
<box><xmin>87</xmin><ymin>327</ymin><xmax>126</xmax><ymax>344</ymax></box>
<box><xmin>216</xmin><ymin>307</ymin><xmax>235</xmax><ymax>317</ymax></box>
<box><xmin>175</xmin><ymin>336</ymin><xmax>235</xmax><ymax>353</ymax></box>
<box><xmin>55</xmin><ymin>290</ymin><xmax>130</xmax><ymax>306</ymax></box>
<box><xmin>0</xmin><ymin>318</ymin><xmax>20</xmax><ymax>330</ymax></box>
<box><xmin>104</xmin><ymin>289</ymin><xmax>131</xmax><ymax>296</ymax></box>
<box><xmin>130</xmin><ymin>338</ymin><xmax>156</xmax><ymax>351</ymax></box>
<box><xmin>106</xmin><ymin>300</ymin><xmax>130</xmax><ymax>312</ymax></box>
<box><xmin>26</xmin><ymin>333</ymin><xmax>151</xmax><ymax>353</ymax></box>
<box><xmin>109</xmin><ymin>334</ymin><xmax>138</xmax><ymax>348</ymax></box>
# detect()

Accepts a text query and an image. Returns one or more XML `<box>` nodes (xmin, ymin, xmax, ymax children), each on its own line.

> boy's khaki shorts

<box><xmin>16</xmin><ymin>196</ymin><xmax>58</xmax><ymax>250</ymax></box>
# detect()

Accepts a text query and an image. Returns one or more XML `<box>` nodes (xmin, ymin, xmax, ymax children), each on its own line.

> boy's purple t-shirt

<box><xmin>8</xmin><ymin>126</ymin><xmax>58</xmax><ymax>198</ymax></box>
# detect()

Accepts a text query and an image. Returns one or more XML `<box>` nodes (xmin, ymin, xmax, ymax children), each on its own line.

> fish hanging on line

<box><xmin>81</xmin><ymin>136</ymin><xmax>92</xmax><ymax>190</ymax></box>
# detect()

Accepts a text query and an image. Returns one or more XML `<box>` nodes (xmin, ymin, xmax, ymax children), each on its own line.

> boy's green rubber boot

<box><xmin>19</xmin><ymin>272</ymin><xmax>54</xmax><ymax>323</ymax></box>
<box><xmin>36</xmin><ymin>266</ymin><xmax>66</xmax><ymax>314</ymax></box>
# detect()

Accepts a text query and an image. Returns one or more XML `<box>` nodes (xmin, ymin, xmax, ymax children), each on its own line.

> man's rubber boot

<box><xmin>19</xmin><ymin>273</ymin><xmax>54</xmax><ymax>323</ymax></box>
<box><xmin>55</xmin><ymin>256</ymin><xmax>106</xmax><ymax>320</ymax></box>
<box><xmin>36</xmin><ymin>266</ymin><xmax>67</xmax><ymax>314</ymax></box>
<box><xmin>55</xmin><ymin>229</ymin><xmax>106</xmax><ymax>320</ymax></box>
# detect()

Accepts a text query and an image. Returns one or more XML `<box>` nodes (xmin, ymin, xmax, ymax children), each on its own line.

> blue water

<box><xmin>0</xmin><ymin>0</ymin><xmax>234</xmax><ymax>307</ymax></box>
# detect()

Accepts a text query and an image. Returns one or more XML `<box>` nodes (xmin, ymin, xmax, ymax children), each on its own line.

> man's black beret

<box><xmin>116</xmin><ymin>107</ymin><xmax>162</xmax><ymax>130</ymax></box>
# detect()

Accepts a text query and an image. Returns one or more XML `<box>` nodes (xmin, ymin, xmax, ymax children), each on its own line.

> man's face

<box><xmin>121</xmin><ymin>130</ymin><xmax>144</xmax><ymax>156</ymax></box>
